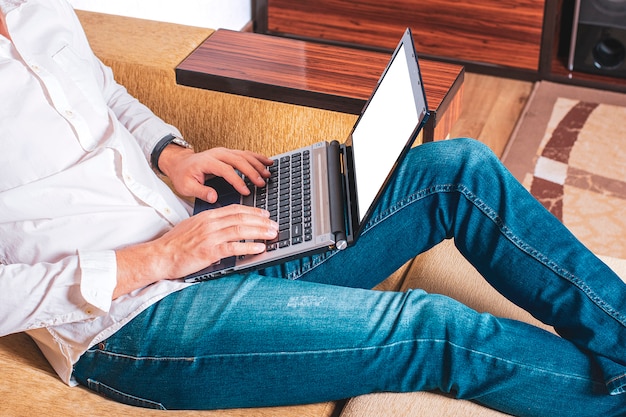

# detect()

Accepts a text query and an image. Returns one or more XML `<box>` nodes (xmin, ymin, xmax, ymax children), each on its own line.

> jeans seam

<box><xmin>285</xmin><ymin>249</ymin><xmax>339</xmax><ymax>280</ymax></box>
<box><xmin>86</xmin><ymin>377</ymin><xmax>167</xmax><ymax>409</ymax></box>
<box><xmin>456</xmin><ymin>184</ymin><xmax>626</xmax><ymax>327</ymax></box>
<box><xmin>92</xmin><ymin>339</ymin><xmax>600</xmax><ymax>387</ymax></box>
<box><xmin>606</xmin><ymin>373</ymin><xmax>626</xmax><ymax>395</ymax></box>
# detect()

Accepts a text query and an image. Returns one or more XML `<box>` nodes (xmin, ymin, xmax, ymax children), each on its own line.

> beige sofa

<box><xmin>1</xmin><ymin>11</ymin><xmax>625</xmax><ymax>417</ymax></box>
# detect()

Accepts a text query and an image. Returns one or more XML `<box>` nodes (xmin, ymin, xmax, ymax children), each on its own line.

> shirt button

<box><xmin>30</xmin><ymin>64</ymin><xmax>41</xmax><ymax>73</ymax></box>
<box><xmin>164</xmin><ymin>207</ymin><xmax>172</xmax><ymax>215</ymax></box>
<box><xmin>65</xmin><ymin>110</ymin><xmax>74</xmax><ymax>118</ymax></box>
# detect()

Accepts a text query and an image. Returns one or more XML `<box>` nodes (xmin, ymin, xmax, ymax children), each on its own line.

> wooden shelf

<box><xmin>548</xmin><ymin>57</ymin><xmax>626</xmax><ymax>92</ymax></box>
<box><xmin>255</xmin><ymin>0</ymin><xmax>626</xmax><ymax>92</ymax></box>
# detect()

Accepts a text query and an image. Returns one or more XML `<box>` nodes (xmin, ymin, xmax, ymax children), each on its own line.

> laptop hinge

<box><xmin>327</xmin><ymin>140</ymin><xmax>348</xmax><ymax>249</ymax></box>
<box><xmin>340</xmin><ymin>142</ymin><xmax>357</xmax><ymax>245</ymax></box>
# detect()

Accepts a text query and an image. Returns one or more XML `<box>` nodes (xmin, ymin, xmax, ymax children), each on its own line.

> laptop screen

<box><xmin>350</xmin><ymin>34</ymin><xmax>428</xmax><ymax>223</ymax></box>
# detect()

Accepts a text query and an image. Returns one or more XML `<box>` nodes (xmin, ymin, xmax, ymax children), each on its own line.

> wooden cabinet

<box><xmin>255</xmin><ymin>0</ymin><xmax>626</xmax><ymax>92</ymax></box>
<box><xmin>255</xmin><ymin>0</ymin><xmax>547</xmax><ymax>73</ymax></box>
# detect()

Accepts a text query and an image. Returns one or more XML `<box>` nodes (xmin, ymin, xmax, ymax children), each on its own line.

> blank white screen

<box><xmin>351</xmin><ymin>45</ymin><xmax>422</xmax><ymax>222</ymax></box>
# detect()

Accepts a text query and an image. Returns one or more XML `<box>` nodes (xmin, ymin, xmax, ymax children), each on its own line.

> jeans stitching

<box><xmin>284</xmin><ymin>249</ymin><xmax>338</xmax><ymax>280</ymax></box>
<box><xmin>606</xmin><ymin>372</ymin><xmax>626</xmax><ymax>395</ymax></box>
<box><xmin>457</xmin><ymin>184</ymin><xmax>626</xmax><ymax>327</ymax></box>
<box><xmin>86</xmin><ymin>377</ymin><xmax>167</xmax><ymax>409</ymax></box>
<box><xmin>97</xmin><ymin>339</ymin><xmax>603</xmax><ymax>389</ymax></box>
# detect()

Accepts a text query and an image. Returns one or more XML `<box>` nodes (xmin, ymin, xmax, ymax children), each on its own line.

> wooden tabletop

<box><xmin>176</xmin><ymin>29</ymin><xmax>464</xmax><ymax>126</ymax></box>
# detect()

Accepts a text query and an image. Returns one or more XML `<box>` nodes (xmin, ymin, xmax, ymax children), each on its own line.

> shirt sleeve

<box><xmin>0</xmin><ymin>250</ymin><xmax>117</xmax><ymax>337</ymax></box>
<box><xmin>77</xmin><ymin>250</ymin><xmax>118</xmax><ymax>314</ymax></box>
<box><xmin>98</xmin><ymin>59</ymin><xmax>183</xmax><ymax>161</ymax></box>
<box><xmin>62</xmin><ymin>3</ymin><xmax>183</xmax><ymax>162</ymax></box>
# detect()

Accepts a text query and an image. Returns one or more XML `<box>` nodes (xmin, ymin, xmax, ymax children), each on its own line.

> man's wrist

<box><xmin>114</xmin><ymin>242</ymin><xmax>162</xmax><ymax>299</ymax></box>
<box><xmin>150</xmin><ymin>134</ymin><xmax>193</xmax><ymax>175</ymax></box>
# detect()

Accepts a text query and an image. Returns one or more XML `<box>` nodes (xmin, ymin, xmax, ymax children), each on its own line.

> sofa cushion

<box><xmin>340</xmin><ymin>391</ymin><xmax>512</xmax><ymax>417</ymax></box>
<box><xmin>0</xmin><ymin>332</ymin><xmax>340</xmax><ymax>417</ymax></box>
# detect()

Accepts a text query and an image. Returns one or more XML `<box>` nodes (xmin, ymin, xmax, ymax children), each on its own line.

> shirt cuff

<box><xmin>77</xmin><ymin>250</ymin><xmax>117</xmax><ymax>314</ymax></box>
<box><xmin>136</xmin><ymin>123</ymin><xmax>183</xmax><ymax>163</ymax></box>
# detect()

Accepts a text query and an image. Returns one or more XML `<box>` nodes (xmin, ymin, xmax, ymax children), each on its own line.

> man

<box><xmin>1</xmin><ymin>1</ymin><xmax>625</xmax><ymax>415</ymax></box>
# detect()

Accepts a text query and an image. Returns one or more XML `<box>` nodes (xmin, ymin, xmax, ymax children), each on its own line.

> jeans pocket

<box><xmin>86</xmin><ymin>378</ymin><xmax>166</xmax><ymax>410</ymax></box>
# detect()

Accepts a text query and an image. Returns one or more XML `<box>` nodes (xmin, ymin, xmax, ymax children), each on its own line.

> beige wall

<box><xmin>68</xmin><ymin>0</ymin><xmax>251</xmax><ymax>30</ymax></box>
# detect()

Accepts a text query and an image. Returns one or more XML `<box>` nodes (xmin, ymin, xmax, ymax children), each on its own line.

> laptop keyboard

<box><xmin>243</xmin><ymin>150</ymin><xmax>313</xmax><ymax>251</ymax></box>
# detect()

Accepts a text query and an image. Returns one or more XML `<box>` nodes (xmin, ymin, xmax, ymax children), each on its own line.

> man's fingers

<box><xmin>219</xmin><ymin>240</ymin><xmax>268</xmax><ymax>257</ymax></box>
<box><xmin>198</xmin><ymin>205</ymin><xmax>277</xmax><ymax>236</ymax></box>
<box><xmin>212</xmin><ymin>149</ymin><xmax>273</xmax><ymax>189</ymax></box>
<box><xmin>181</xmin><ymin>179</ymin><xmax>219</xmax><ymax>203</ymax></box>
<box><xmin>195</xmin><ymin>207</ymin><xmax>278</xmax><ymax>260</ymax></box>
<box><xmin>180</xmin><ymin>149</ymin><xmax>274</xmax><ymax>201</ymax></box>
<box><xmin>238</xmin><ymin>152</ymin><xmax>273</xmax><ymax>184</ymax></box>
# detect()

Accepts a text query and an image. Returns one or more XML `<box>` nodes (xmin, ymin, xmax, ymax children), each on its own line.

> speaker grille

<box><xmin>579</xmin><ymin>0</ymin><xmax>626</xmax><ymax>28</ymax></box>
<box><xmin>569</xmin><ymin>0</ymin><xmax>626</xmax><ymax>77</ymax></box>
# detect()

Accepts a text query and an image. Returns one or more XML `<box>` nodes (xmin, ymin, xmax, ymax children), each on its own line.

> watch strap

<box><xmin>150</xmin><ymin>134</ymin><xmax>192</xmax><ymax>174</ymax></box>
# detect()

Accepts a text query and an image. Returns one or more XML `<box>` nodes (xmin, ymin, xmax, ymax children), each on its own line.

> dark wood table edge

<box><xmin>429</xmin><ymin>67</ymin><xmax>465</xmax><ymax>125</ymax></box>
<box><xmin>176</xmin><ymin>69</ymin><xmax>369</xmax><ymax>114</ymax></box>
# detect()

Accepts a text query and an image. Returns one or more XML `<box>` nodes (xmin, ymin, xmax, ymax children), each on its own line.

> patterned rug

<box><xmin>502</xmin><ymin>81</ymin><xmax>626</xmax><ymax>259</ymax></box>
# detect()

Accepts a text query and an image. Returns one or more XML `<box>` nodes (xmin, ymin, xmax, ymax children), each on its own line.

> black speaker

<box><xmin>568</xmin><ymin>0</ymin><xmax>626</xmax><ymax>78</ymax></box>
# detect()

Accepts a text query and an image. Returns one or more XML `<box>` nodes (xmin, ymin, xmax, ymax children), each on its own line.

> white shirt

<box><xmin>0</xmin><ymin>0</ymin><xmax>193</xmax><ymax>385</ymax></box>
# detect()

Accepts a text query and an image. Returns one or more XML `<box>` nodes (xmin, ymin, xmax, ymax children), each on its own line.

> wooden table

<box><xmin>176</xmin><ymin>29</ymin><xmax>464</xmax><ymax>142</ymax></box>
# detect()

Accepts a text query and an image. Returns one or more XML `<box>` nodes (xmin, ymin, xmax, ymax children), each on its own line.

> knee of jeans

<box><xmin>407</xmin><ymin>290</ymin><xmax>475</xmax><ymax>328</ymax></box>
<box><xmin>446</xmin><ymin>138</ymin><xmax>505</xmax><ymax>180</ymax></box>
<box><xmin>452</xmin><ymin>138</ymin><xmax>497</xmax><ymax>165</ymax></box>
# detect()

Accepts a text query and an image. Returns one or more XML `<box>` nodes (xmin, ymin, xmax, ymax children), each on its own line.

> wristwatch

<box><xmin>150</xmin><ymin>134</ymin><xmax>193</xmax><ymax>174</ymax></box>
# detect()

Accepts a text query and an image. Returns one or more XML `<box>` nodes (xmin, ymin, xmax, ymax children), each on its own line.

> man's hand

<box><xmin>112</xmin><ymin>145</ymin><xmax>277</xmax><ymax>298</ymax></box>
<box><xmin>114</xmin><ymin>205</ymin><xmax>278</xmax><ymax>298</ymax></box>
<box><xmin>158</xmin><ymin>145</ymin><xmax>274</xmax><ymax>203</ymax></box>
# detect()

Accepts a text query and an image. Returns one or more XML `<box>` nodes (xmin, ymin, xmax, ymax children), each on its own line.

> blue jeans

<box><xmin>74</xmin><ymin>139</ymin><xmax>626</xmax><ymax>416</ymax></box>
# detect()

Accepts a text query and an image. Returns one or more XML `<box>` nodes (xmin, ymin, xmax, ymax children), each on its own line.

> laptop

<box><xmin>185</xmin><ymin>28</ymin><xmax>429</xmax><ymax>282</ymax></box>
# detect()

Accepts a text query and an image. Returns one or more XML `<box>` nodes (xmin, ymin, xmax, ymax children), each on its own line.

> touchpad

<box><xmin>193</xmin><ymin>177</ymin><xmax>241</xmax><ymax>214</ymax></box>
